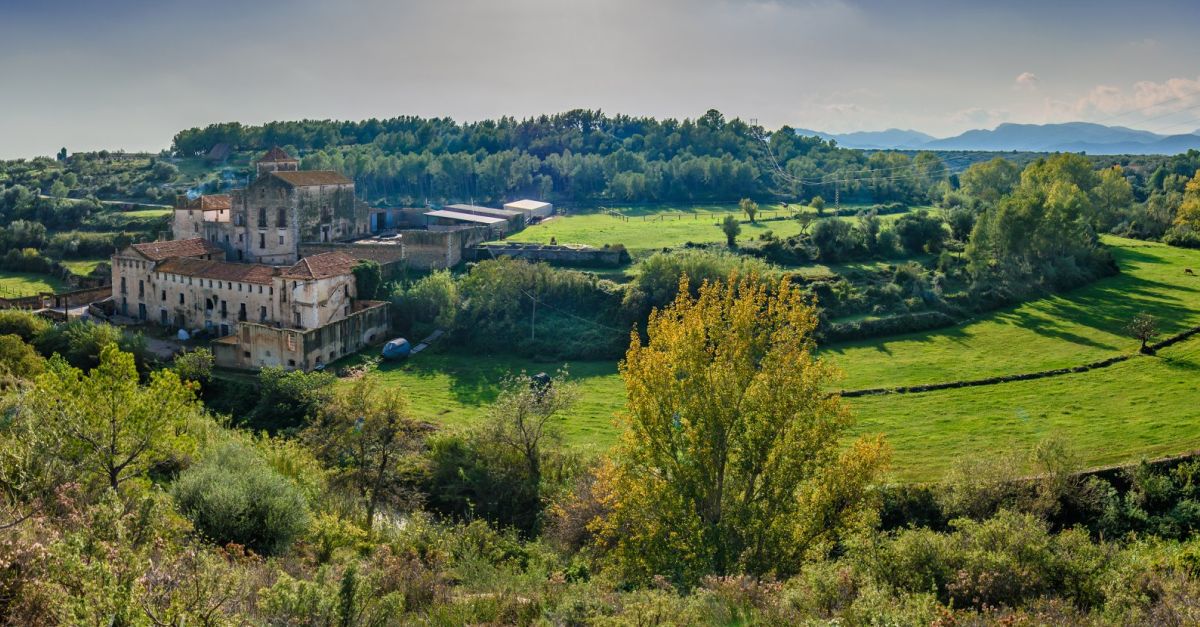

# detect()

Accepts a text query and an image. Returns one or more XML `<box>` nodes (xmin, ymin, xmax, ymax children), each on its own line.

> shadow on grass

<box><xmin>375</xmin><ymin>349</ymin><xmax>619</xmax><ymax>407</ymax></box>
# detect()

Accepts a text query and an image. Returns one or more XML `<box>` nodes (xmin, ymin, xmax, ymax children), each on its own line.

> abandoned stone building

<box><xmin>172</xmin><ymin>146</ymin><xmax>371</xmax><ymax>265</ymax></box>
<box><xmin>113</xmin><ymin>148</ymin><xmax>388</xmax><ymax>371</ymax></box>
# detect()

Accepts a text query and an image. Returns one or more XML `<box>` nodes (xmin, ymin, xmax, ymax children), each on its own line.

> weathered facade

<box><xmin>112</xmin><ymin>148</ymin><xmax>389</xmax><ymax>371</ymax></box>
<box><xmin>173</xmin><ymin>149</ymin><xmax>371</xmax><ymax>265</ymax></box>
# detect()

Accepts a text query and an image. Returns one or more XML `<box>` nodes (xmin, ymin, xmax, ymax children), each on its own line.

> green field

<box><xmin>828</xmin><ymin>237</ymin><xmax>1200</xmax><ymax>391</ymax></box>
<box><xmin>371</xmin><ymin>352</ymin><xmax>623</xmax><ymax>454</ymax></box>
<box><xmin>60</xmin><ymin>258</ymin><xmax>107</xmax><ymax>276</ymax></box>
<box><xmin>514</xmin><ymin>203</ymin><xmax>921</xmax><ymax>257</ymax></box>
<box><xmin>851</xmin><ymin>338</ymin><xmax>1200</xmax><ymax>481</ymax></box>
<box><xmin>0</xmin><ymin>271</ymin><xmax>68</xmax><ymax>298</ymax></box>
<box><xmin>367</xmin><ymin>236</ymin><xmax>1200</xmax><ymax>482</ymax></box>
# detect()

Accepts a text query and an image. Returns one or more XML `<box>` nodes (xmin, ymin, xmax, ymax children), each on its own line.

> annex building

<box><xmin>112</xmin><ymin>148</ymin><xmax>389</xmax><ymax>371</ymax></box>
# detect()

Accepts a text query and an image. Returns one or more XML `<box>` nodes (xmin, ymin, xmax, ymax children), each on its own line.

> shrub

<box><xmin>32</xmin><ymin>319</ymin><xmax>151</xmax><ymax>373</ymax></box>
<box><xmin>241</xmin><ymin>367</ymin><xmax>336</xmax><ymax>433</ymax></box>
<box><xmin>0</xmin><ymin>334</ymin><xmax>46</xmax><ymax>380</ymax></box>
<box><xmin>0</xmin><ymin>310</ymin><xmax>51</xmax><ymax>342</ymax></box>
<box><xmin>172</xmin><ymin>442</ymin><xmax>309</xmax><ymax>555</ymax></box>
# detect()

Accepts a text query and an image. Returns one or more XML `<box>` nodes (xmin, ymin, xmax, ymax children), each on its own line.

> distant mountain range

<box><xmin>795</xmin><ymin>122</ymin><xmax>1200</xmax><ymax>155</ymax></box>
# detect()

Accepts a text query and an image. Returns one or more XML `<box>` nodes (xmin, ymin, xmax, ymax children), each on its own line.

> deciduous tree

<box><xmin>593</xmin><ymin>273</ymin><xmax>888</xmax><ymax>587</ymax></box>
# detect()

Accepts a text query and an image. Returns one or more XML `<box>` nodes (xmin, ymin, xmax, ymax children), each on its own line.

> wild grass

<box><xmin>0</xmin><ymin>271</ymin><xmax>68</xmax><ymax>297</ymax></box>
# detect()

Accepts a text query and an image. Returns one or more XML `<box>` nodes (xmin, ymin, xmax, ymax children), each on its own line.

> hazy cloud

<box><xmin>1015</xmin><ymin>72</ymin><xmax>1040</xmax><ymax>90</ymax></box>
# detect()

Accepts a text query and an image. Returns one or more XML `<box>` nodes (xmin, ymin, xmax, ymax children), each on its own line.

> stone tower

<box><xmin>256</xmin><ymin>146</ymin><xmax>300</xmax><ymax>176</ymax></box>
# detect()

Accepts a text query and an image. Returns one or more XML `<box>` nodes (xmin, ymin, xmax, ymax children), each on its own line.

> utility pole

<box><xmin>530</xmin><ymin>291</ymin><xmax>536</xmax><ymax>342</ymax></box>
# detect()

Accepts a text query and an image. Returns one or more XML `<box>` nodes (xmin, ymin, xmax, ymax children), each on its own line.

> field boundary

<box><xmin>840</xmin><ymin>323</ymin><xmax>1200</xmax><ymax>398</ymax></box>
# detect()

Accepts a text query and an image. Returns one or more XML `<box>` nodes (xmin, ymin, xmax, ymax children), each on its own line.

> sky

<box><xmin>2</xmin><ymin>0</ymin><xmax>1200</xmax><ymax>158</ymax></box>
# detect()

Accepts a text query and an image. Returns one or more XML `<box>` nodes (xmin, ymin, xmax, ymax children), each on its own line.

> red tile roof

<box><xmin>199</xmin><ymin>194</ymin><xmax>231</xmax><ymax>210</ymax></box>
<box><xmin>261</xmin><ymin>146</ymin><xmax>297</xmax><ymax>162</ymax></box>
<box><xmin>130</xmin><ymin>238</ymin><xmax>223</xmax><ymax>261</ymax></box>
<box><xmin>156</xmin><ymin>257</ymin><xmax>278</xmax><ymax>285</ymax></box>
<box><xmin>268</xmin><ymin>170</ymin><xmax>353</xmax><ymax>187</ymax></box>
<box><xmin>281</xmin><ymin>251</ymin><xmax>358</xmax><ymax>280</ymax></box>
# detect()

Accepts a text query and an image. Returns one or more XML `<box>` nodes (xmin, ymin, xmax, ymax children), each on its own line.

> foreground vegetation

<box><xmin>5</xmin><ymin>284</ymin><xmax>1200</xmax><ymax>624</ymax></box>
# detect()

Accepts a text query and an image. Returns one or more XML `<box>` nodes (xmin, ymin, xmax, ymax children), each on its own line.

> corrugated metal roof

<box><xmin>503</xmin><ymin>199</ymin><xmax>551</xmax><ymax>211</ymax></box>
<box><xmin>443</xmin><ymin>204</ymin><xmax>522</xmax><ymax>219</ymax></box>
<box><xmin>424</xmin><ymin>210</ymin><xmax>506</xmax><ymax>225</ymax></box>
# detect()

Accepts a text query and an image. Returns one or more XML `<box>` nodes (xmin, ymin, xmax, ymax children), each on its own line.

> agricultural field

<box><xmin>0</xmin><ymin>270</ymin><xmax>68</xmax><ymax>298</ymax></box>
<box><xmin>514</xmin><ymin>202</ymin><xmax>924</xmax><ymax>257</ymax></box>
<box><xmin>369</xmin><ymin>236</ymin><xmax>1200</xmax><ymax>482</ymax></box>
<box><xmin>828</xmin><ymin>237</ymin><xmax>1200</xmax><ymax>390</ymax></box>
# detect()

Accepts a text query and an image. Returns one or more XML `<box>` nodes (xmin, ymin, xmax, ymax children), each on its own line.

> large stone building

<box><xmin>173</xmin><ymin>147</ymin><xmax>370</xmax><ymax>265</ymax></box>
<box><xmin>114</xmin><ymin>148</ymin><xmax>388</xmax><ymax>371</ymax></box>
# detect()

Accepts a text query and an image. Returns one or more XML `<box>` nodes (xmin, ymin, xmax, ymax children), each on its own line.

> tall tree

<box><xmin>739</xmin><ymin>198</ymin><xmax>759</xmax><ymax>223</ymax></box>
<box><xmin>305</xmin><ymin>372</ymin><xmax>425</xmax><ymax>532</ymax></box>
<box><xmin>593</xmin><ymin>273</ymin><xmax>888</xmax><ymax>587</ymax></box>
<box><xmin>24</xmin><ymin>344</ymin><xmax>201</xmax><ymax>491</ymax></box>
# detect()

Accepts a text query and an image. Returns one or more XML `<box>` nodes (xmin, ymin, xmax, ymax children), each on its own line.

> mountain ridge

<box><xmin>798</xmin><ymin>121</ymin><xmax>1200</xmax><ymax>155</ymax></box>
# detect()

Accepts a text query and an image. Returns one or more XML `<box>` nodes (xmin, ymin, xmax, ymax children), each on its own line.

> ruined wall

<box><xmin>470</xmin><ymin>243</ymin><xmax>625</xmax><ymax>267</ymax></box>
<box><xmin>298</xmin><ymin>226</ymin><xmax>490</xmax><ymax>272</ymax></box>
<box><xmin>213</xmin><ymin>301</ymin><xmax>389</xmax><ymax>371</ymax></box>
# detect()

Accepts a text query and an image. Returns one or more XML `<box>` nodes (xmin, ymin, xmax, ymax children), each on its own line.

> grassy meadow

<box><xmin>828</xmin><ymin>237</ymin><xmax>1200</xmax><ymax>390</ymax></box>
<box><xmin>0</xmin><ymin>271</ymin><xmax>68</xmax><ymax>297</ymax></box>
<box><xmin>365</xmin><ymin>235</ymin><xmax>1200</xmax><ymax>482</ymax></box>
<box><xmin>514</xmin><ymin>202</ymin><xmax>924</xmax><ymax>257</ymax></box>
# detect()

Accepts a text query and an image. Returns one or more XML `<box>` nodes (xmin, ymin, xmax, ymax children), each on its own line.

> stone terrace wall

<box><xmin>470</xmin><ymin>243</ymin><xmax>626</xmax><ymax>267</ymax></box>
<box><xmin>299</xmin><ymin>226</ymin><xmax>490</xmax><ymax>273</ymax></box>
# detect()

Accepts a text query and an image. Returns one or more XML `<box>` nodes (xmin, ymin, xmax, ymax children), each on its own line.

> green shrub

<box><xmin>172</xmin><ymin>442</ymin><xmax>310</xmax><ymax>555</ymax></box>
<box><xmin>0</xmin><ymin>309</ymin><xmax>51</xmax><ymax>342</ymax></box>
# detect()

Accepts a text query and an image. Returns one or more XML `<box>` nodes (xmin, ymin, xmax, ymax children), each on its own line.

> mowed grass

<box><xmin>370</xmin><ymin>351</ymin><xmax>625</xmax><ymax>453</ymax></box>
<box><xmin>0</xmin><ymin>271</ymin><xmax>68</xmax><ymax>297</ymax></box>
<box><xmin>850</xmin><ymin>337</ymin><xmax>1200</xmax><ymax>482</ymax></box>
<box><xmin>826</xmin><ymin>237</ymin><xmax>1200</xmax><ymax>390</ymax></box>
<box><xmin>515</xmin><ymin>203</ymin><xmax>922</xmax><ymax>257</ymax></box>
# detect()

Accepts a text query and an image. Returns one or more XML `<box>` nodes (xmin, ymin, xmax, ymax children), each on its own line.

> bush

<box><xmin>893</xmin><ymin>210</ymin><xmax>948</xmax><ymax>254</ymax></box>
<box><xmin>0</xmin><ymin>334</ymin><xmax>45</xmax><ymax>379</ymax></box>
<box><xmin>241</xmin><ymin>367</ymin><xmax>336</xmax><ymax>433</ymax></box>
<box><xmin>823</xmin><ymin>310</ymin><xmax>957</xmax><ymax>343</ymax></box>
<box><xmin>172</xmin><ymin>442</ymin><xmax>309</xmax><ymax>555</ymax></box>
<box><xmin>0</xmin><ymin>310</ymin><xmax>51</xmax><ymax>342</ymax></box>
<box><xmin>32</xmin><ymin>319</ymin><xmax>151</xmax><ymax>373</ymax></box>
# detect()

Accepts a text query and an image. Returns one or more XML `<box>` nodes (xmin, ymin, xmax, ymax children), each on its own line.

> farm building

<box><xmin>504</xmin><ymin>199</ymin><xmax>554</xmax><ymax>219</ymax></box>
<box><xmin>443</xmin><ymin>204</ymin><xmax>525</xmax><ymax>230</ymax></box>
<box><xmin>425</xmin><ymin>209</ymin><xmax>510</xmax><ymax>235</ymax></box>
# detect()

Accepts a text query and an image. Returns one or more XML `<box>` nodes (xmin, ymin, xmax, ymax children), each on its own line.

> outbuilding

<box><xmin>503</xmin><ymin>199</ymin><xmax>554</xmax><ymax>219</ymax></box>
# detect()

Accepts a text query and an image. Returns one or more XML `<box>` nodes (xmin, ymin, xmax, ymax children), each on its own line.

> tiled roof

<box><xmin>268</xmin><ymin>170</ymin><xmax>352</xmax><ymax>187</ymax></box>
<box><xmin>260</xmin><ymin>146</ymin><xmax>297</xmax><ymax>162</ymax></box>
<box><xmin>130</xmin><ymin>238</ymin><xmax>223</xmax><ymax>261</ymax></box>
<box><xmin>156</xmin><ymin>257</ymin><xmax>278</xmax><ymax>285</ymax></box>
<box><xmin>199</xmin><ymin>194</ymin><xmax>231</xmax><ymax>210</ymax></box>
<box><xmin>281</xmin><ymin>251</ymin><xmax>358</xmax><ymax>280</ymax></box>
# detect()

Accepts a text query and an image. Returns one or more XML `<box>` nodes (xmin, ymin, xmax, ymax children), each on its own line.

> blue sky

<box><xmin>2</xmin><ymin>0</ymin><xmax>1200</xmax><ymax>158</ymax></box>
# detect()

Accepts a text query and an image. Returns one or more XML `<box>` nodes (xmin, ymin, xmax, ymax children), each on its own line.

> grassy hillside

<box><xmin>366</xmin><ymin>237</ymin><xmax>1200</xmax><ymax>482</ymax></box>
<box><xmin>827</xmin><ymin>237</ymin><xmax>1200</xmax><ymax>390</ymax></box>
<box><xmin>852</xmin><ymin>337</ymin><xmax>1200</xmax><ymax>481</ymax></box>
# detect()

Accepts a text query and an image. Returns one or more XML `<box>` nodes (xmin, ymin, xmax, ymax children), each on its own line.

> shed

<box><xmin>504</xmin><ymin>199</ymin><xmax>554</xmax><ymax>219</ymax></box>
<box><xmin>424</xmin><ymin>210</ymin><xmax>509</xmax><ymax>234</ymax></box>
<box><xmin>443</xmin><ymin>204</ymin><xmax>525</xmax><ymax>230</ymax></box>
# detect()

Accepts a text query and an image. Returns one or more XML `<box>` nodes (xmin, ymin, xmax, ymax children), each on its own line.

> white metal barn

<box><xmin>503</xmin><ymin>199</ymin><xmax>554</xmax><ymax>219</ymax></box>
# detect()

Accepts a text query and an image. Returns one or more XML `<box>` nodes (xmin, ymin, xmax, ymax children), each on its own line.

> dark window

<box><xmin>160</xmin><ymin>290</ymin><xmax>166</xmax><ymax>301</ymax></box>
<box><xmin>178</xmin><ymin>293</ymin><xmax>184</xmax><ymax>305</ymax></box>
<box><xmin>259</xmin><ymin>306</ymin><xmax>267</xmax><ymax>321</ymax></box>
<box><xmin>259</xmin><ymin>233</ymin><xmax>265</xmax><ymax>249</ymax></box>
<box><xmin>257</xmin><ymin>207</ymin><xmax>267</xmax><ymax>225</ymax></box>
<box><xmin>137</xmin><ymin>280</ymin><xmax>143</xmax><ymax>297</ymax></box>
<box><xmin>277</xmin><ymin>208</ymin><xmax>287</xmax><ymax>227</ymax></box>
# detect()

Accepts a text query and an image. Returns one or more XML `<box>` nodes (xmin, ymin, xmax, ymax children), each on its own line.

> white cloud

<box><xmin>1014</xmin><ymin>72</ymin><xmax>1039</xmax><ymax>90</ymax></box>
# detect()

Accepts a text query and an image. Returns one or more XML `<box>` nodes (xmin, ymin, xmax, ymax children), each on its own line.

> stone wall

<box><xmin>213</xmin><ymin>301</ymin><xmax>389</xmax><ymax>371</ymax></box>
<box><xmin>299</xmin><ymin>226</ymin><xmax>490</xmax><ymax>273</ymax></box>
<box><xmin>470</xmin><ymin>243</ymin><xmax>627</xmax><ymax>267</ymax></box>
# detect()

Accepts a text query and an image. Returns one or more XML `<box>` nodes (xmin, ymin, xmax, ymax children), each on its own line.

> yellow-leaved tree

<box><xmin>1172</xmin><ymin>170</ymin><xmax>1200</xmax><ymax>229</ymax></box>
<box><xmin>592</xmin><ymin>273</ymin><xmax>888</xmax><ymax>587</ymax></box>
